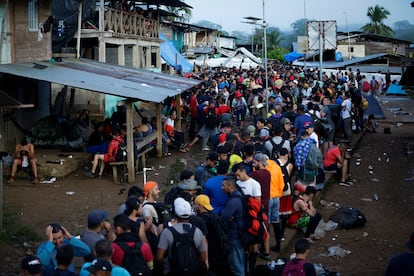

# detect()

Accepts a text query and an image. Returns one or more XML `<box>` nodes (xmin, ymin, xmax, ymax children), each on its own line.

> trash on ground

<box><xmin>374</xmin><ymin>194</ymin><xmax>379</xmax><ymax>201</ymax></box>
<box><xmin>65</xmin><ymin>191</ymin><xmax>75</xmax><ymax>196</ymax></box>
<box><xmin>371</xmin><ymin>178</ymin><xmax>380</xmax><ymax>182</ymax></box>
<box><xmin>363</xmin><ymin>232</ymin><xmax>369</xmax><ymax>237</ymax></box>
<box><xmin>361</xmin><ymin>198</ymin><xmax>372</xmax><ymax>202</ymax></box>
<box><xmin>327</xmin><ymin>246</ymin><xmax>350</xmax><ymax>258</ymax></box>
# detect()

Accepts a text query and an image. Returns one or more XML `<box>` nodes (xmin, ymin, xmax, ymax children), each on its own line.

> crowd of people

<box><xmin>17</xmin><ymin>63</ymin><xmax>411</xmax><ymax>276</ymax></box>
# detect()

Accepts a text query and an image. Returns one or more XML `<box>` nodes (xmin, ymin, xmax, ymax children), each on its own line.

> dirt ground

<box><xmin>1</xmin><ymin>95</ymin><xmax>414</xmax><ymax>275</ymax></box>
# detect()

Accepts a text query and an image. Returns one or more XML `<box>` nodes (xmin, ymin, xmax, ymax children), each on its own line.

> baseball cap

<box><xmin>173</xmin><ymin>197</ymin><xmax>192</xmax><ymax>219</ymax></box>
<box><xmin>86</xmin><ymin>258</ymin><xmax>112</xmax><ymax>273</ymax></box>
<box><xmin>253</xmin><ymin>152</ymin><xmax>269</xmax><ymax>167</ymax></box>
<box><xmin>88</xmin><ymin>210</ymin><xmax>109</xmax><ymax>227</ymax></box>
<box><xmin>21</xmin><ymin>256</ymin><xmax>42</xmax><ymax>274</ymax></box>
<box><xmin>178</xmin><ymin>179</ymin><xmax>202</xmax><ymax>191</ymax></box>
<box><xmin>304</xmin><ymin>122</ymin><xmax>314</xmax><ymax>129</ymax></box>
<box><xmin>195</xmin><ymin>194</ymin><xmax>214</xmax><ymax>211</ymax></box>
<box><xmin>281</xmin><ymin>118</ymin><xmax>291</xmax><ymax>125</ymax></box>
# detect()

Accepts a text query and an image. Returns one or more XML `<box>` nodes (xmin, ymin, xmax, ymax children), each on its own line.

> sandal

<box><xmin>339</xmin><ymin>181</ymin><xmax>352</xmax><ymax>187</ymax></box>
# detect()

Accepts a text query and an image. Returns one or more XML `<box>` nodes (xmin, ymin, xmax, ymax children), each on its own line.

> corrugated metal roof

<box><xmin>293</xmin><ymin>53</ymin><xmax>390</xmax><ymax>69</ymax></box>
<box><xmin>0</xmin><ymin>58</ymin><xmax>200</xmax><ymax>103</ymax></box>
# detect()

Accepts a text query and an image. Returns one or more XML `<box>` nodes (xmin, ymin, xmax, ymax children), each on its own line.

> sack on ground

<box><xmin>329</xmin><ymin>206</ymin><xmax>366</xmax><ymax>229</ymax></box>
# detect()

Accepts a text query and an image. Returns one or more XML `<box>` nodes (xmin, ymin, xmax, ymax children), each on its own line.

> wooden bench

<box><xmin>109</xmin><ymin>132</ymin><xmax>157</xmax><ymax>184</ymax></box>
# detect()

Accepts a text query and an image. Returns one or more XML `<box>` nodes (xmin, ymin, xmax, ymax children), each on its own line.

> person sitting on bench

<box><xmin>8</xmin><ymin>138</ymin><xmax>38</xmax><ymax>184</ymax></box>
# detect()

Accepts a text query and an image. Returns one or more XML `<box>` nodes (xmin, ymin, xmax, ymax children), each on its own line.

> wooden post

<box><xmin>156</xmin><ymin>46</ymin><xmax>161</xmax><ymax>68</ymax></box>
<box><xmin>145</xmin><ymin>46</ymin><xmax>151</xmax><ymax>68</ymax></box>
<box><xmin>118</xmin><ymin>44</ymin><xmax>125</xmax><ymax>66</ymax></box>
<box><xmin>125</xmin><ymin>100</ymin><xmax>135</xmax><ymax>184</ymax></box>
<box><xmin>132</xmin><ymin>45</ymin><xmax>139</xmax><ymax>68</ymax></box>
<box><xmin>175</xmin><ymin>94</ymin><xmax>182</xmax><ymax>130</ymax></box>
<box><xmin>156</xmin><ymin>103</ymin><xmax>162</xmax><ymax>158</ymax></box>
<box><xmin>98</xmin><ymin>0</ymin><xmax>105</xmax><ymax>62</ymax></box>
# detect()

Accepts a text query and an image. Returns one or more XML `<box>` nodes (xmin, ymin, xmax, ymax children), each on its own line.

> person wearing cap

<box><xmin>157</xmin><ymin>197</ymin><xmax>207</xmax><ymax>275</ymax></box>
<box><xmin>81</xmin><ymin>210</ymin><xmax>115</xmax><ymax>262</ymax></box>
<box><xmin>253</xmin><ymin>152</ymin><xmax>284</xmax><ymax>253</ymax></box>
<box><xmin>21</xmin><ymin>256</ymin><xmax>42</xmax><ymax>276</ymax></box>
<box><xmin>294</xmin><ymin>104</ymin><xmax>313</xmax><ymax>139</ymax></box>
<box><xmin>204</xmin><ymin>160</ymin><xmax>230</xmax><ymax>215</ymax></box>
<box><xmin>304</xmin><ymin>122</ymin><xmax>319</xmax><ymax>148</ymax></box>
<box><xmin>112</xmin><ymin>214</ymin><xmax>153</xmax><ymax>274</ymax></box>
<box><xmin>281</xmin><ymin>117</ymin><xmax>296</xmax><ymax>143</ymax></box>
<box><xmin>37</xmin><ymin>223</ymin><xmax>90</xmax><ymax>272</ymax></box>
<box><xmin>231</xmin><ymin>91</ymin><xmax>248</xmax><ymax>130</ymax></box>
<box><xmin>164</xmin><ymin>170</ymin><xmax>195</xmax><ymax>205</ymax></box>
<box><xmin>80</xmin><ymin>240</ymin><xmax>129</xmax><ymax>276</ymax></box>
<box><xmin>86</xmin><ymin>258</ymin><xmax>112</xmax><ymax>276</ymax></box>
<box><xmin>384</xmin><ymin>232</ymin><xmax>414</xmax><ymax>275</ymax></box>
<box><xmin>282</xmin><ymin>238</ymin><xmax>316</xmax><ymax>275</ymax></box>
<box><xmin>323</xmin><ymin>140</ymin><xmax>353</xmax><ymax>187</ymax></box>
<box><xmin>220</xmin><ymin>176</ymin><xmax>246</xmax><ymax>276</ymax></box>
<box><xmin>194</xmin><ymin>194</ymin><xmax>231</xmax><ymax>275</ymax></box>
<box><xmin>194</xmin><ymin>152</ymin><xmax>218</xmax><ymax>188</ymax></box>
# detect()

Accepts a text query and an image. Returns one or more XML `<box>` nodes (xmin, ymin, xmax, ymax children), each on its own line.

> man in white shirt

<box><xmin>232</xmin><ymin>163</ymin><xmax>261</xmax><ymax>200</ymax></box>
<box><xmin>341</xmin><ymin>92</ymin><xmax>353</xmax><ymax>143</ymax></box>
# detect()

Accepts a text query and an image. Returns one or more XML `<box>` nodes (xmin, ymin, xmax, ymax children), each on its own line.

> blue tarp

<box><xmin>160</xmin><ymin>32</ymin><xmax>193</xmax><ymax>73</ymax></box>
<box><xmin>284</xmin><ymin>51</ymin><xmax>304</xmax><ymax>62</ymax></box>
<box><xmin>386</xmin><ymin>84</ymin><xmax>407</xmax><ymax>96</ymax></box>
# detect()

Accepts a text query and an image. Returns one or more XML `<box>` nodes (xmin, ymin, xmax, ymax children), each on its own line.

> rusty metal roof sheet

<box><xmin>0</xmin><ymin>58</ymin><xmax>200</xmax><ymax>103</ymax></box>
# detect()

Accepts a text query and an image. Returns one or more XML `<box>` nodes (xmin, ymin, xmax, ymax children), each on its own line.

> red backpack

<box><xmin>282</xmin><ymin>258</ymin><xmax>306</xmax><ymax>276</ymax></box>
<box><xmin>362</xmin><ymin>81</ymin><xmax>370</xmax><ymax>92</ymax></box>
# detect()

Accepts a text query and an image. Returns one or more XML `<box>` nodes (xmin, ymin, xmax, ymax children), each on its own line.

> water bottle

<box><xmin>22</xmin><ymin>156</ymin><xmax>29</xmax><ymax>167</ymax></box>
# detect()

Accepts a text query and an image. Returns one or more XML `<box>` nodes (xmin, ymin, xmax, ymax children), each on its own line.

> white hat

<box><xmin>174</xmin><ymin>197</ymin><xmax>192</xmax><ymax>219</ymax></box>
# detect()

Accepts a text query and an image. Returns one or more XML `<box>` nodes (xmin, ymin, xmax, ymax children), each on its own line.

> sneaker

<box><xmin>339</xmin><ymin>181</ymin><xmax>352</xmax><ymax>187</ymax></box>
<box><xmin>259</xmin><ymin>252</ymin><xmax>271</xmax><ymax>260</ymax></box>
<box><xmin>7</xmin><ymin>178</ymin><xmax>15</xmax><ymax>184</ymax></box>
<box><xmin>85</xmin><ymin>171</ymin><xmax>96</xmax><ymax>178</ymax></box>
<box><xmin>201</xmin><ymin>146</ymin><xmax>211</xmax><ymax>151</ymax></box>
<box><xmin>32</xmin><ymin>177</ymin><xmax>38</xmax><ymax>184</ymax></box>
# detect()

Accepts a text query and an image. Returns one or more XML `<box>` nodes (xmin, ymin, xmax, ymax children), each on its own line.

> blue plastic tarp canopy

<box><xmin>364</xmin><ymin>95</ymin><xmax>385</xmax><ymax>119</ymax></box>
<box><xmin>386</xmin><ymin>84</ymin><xmax>407</xmax><ymax>96</ymax></box>
<box><xmin>284</xmin><ymin>51</ymin><xmax>304</xmax><ymax>62</ymax></box>
<box><xmin>160</xmin><ymin>32</ymin><xmax>193</xmax><ymax>73</ymax></box>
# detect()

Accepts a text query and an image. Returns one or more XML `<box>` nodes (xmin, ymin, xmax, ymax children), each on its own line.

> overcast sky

<box><xmin>185</xmin><ymin>0</ymin><xmax>414</xmax><ymax>33</ymax></box>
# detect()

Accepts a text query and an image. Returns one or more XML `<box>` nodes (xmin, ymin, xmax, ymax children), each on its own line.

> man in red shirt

<box><xmin>189</xmin><ymin>89</ymin><xmax>199</xmax><ymax>141</ymax></box>
<box><xmin>323</xmin><ymin>140</ymin><xmax>353</xmax><ymax>186</ymax></box>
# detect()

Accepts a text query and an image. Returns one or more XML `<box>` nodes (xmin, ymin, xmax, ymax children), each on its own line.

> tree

<box><xmin>267</xmin><ymin>28</ymin><xmax>284</xmax><ymax>51</ymax></box>
<box><xmin>268</xmin><ymin>46</ymin><xmax>289</xmax><ymax>61</ymax></box>
<box><xmin>360</xmin><ymin>5</ymin><xmax>393</xmax><ymax>37</ymax></box>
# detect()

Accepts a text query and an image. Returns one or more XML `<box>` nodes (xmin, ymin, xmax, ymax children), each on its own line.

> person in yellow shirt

<box><xmin>253</xmin><ymin>152</ymin><xmax>284</xmax><ymax>253</ymax></box>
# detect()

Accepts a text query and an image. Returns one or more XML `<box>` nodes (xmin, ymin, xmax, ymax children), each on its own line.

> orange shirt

<box><xmin>265</xmin><ymin>160</ymin><xmax>284</xmax><ymax>198</ymax></box>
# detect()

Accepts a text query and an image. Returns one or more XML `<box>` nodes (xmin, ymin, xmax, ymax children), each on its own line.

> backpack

<box><xmin>142</xmin><ymin>202</ymin><xmax>173</xmax><ymax>225</ymax></box>
<box><xmin>330</xmin><ymin>206</ymin><xmax>367</xmax><ymax>229</ymax></box>
<box><xmin>115</xmin><ymin>140</ymin><xmax>127</xmax><ymax>162</ymax></box>
<box><xmin>268</xmin><ymin>138</ymin><xmax>285</xmax><ymax>160</ymax></box>
<box><xmin>282</xmin><ymin>258</ymin><xmax>306</xmax><ymax>276</ymax></box>
<box><xmin>164</xmin><ymin>186</ymin><xmax>181</xmax><ymax>205</ymax></box>
<box><xmin>370</xmin><ymin>79</ymin><xmax>378</xmax><ymax>90</ymax></box>
<box><xmin>117</xmin><ymin>241</ymin><xmax>151</xmax><ymax>276</ymax></box>
<box><xmin>362</xmin><ymin>81</ymin><xmax>370</xmax><ymax>92</ymax></box>
<box><xmin>236</xmin><ymin>194</ymin><xmax>269</xmax><ymax>249</ymax></box>
<box><xmin>168</xmin><ymin>225</ymin><xmax>201</xmax><ymax>275</ymax></box>
<box><xmin>276</xmin><ymin>159</ymin><xmax>290</xmax><ymax>192</ymax></box>
<box><xmin>305</xmin><ymin>143</ymin><xmax>322</xmax><ymax>170</ymax></box>
<box><xmin>202</xmin><ymin>212</ymin><xmax>231</xmax><ymax>262</ymax></box>
<box><xmin>205</xmin><ymin>107</ymin><xmax>218</xmax><ymax>128</ymax></box>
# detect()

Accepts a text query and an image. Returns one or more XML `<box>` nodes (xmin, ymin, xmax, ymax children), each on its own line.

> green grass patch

<box><xmin>0</xmin><ymin>208</ymin><xmax>42</xmax><ymax>244</ymax></box>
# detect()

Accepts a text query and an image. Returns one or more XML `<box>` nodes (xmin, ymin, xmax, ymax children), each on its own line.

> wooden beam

<box><xmin>125</xmin><ymin>100</ymin><xmax>135</xmax><ymax>184</ymax></box>
<box><xmin>175</xmin><ymin>94</ymin><xmax>181</xmax><ymax>130</ymax></box>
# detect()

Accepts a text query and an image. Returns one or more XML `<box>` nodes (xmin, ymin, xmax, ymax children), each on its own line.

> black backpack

<box><xmin>276</xmin><ymin>159</ymin><xmax>290</xmax><ymax>192</ymax></box>
<box><xmin>116</xmin><ymin>241</ymin><xmax>151</xmax><ymax>276</ymax></box>
<box><xmin>330</xmin><ymin>206</ymin><xmax>367</xmax><ymax>229</ymax></box>
<box><xmin>268</xmin><ymin>138</ymin><xmax>285</xmax><ymax>160</ymax></box>
<box><xmin>142</xmin><ymin>202</ymin><xmax>173</xmax><ymax>226</ymax></box>
<box><xmin>168</xmin><ymin>225</ymin><xmax>202</xmax><ymax>275</ymax></box>
<box><xmin>205</xmin><ymin>107</ymin><xmax>218</xmax><ymax>128</ymax></box>
<box><xmin>115</xmin><ymin>140</ymin><xmax>127</xmax><ymax>162</ymax></box>
<box><xmin>201</xmin><ymin>212</ymin><xmax>231</xmax><ymax>263</ymax></box>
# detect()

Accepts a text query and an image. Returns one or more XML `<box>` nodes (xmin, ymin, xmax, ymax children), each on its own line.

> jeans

<box><xmin>268</xmin><ymin>197</ymin><xmax>280</xmax><ymax>223</ymax></box>
<box><xmin>228</xmin><ymin>239</ymin><xmax>245</xmax><ymax>276</ymax></box>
